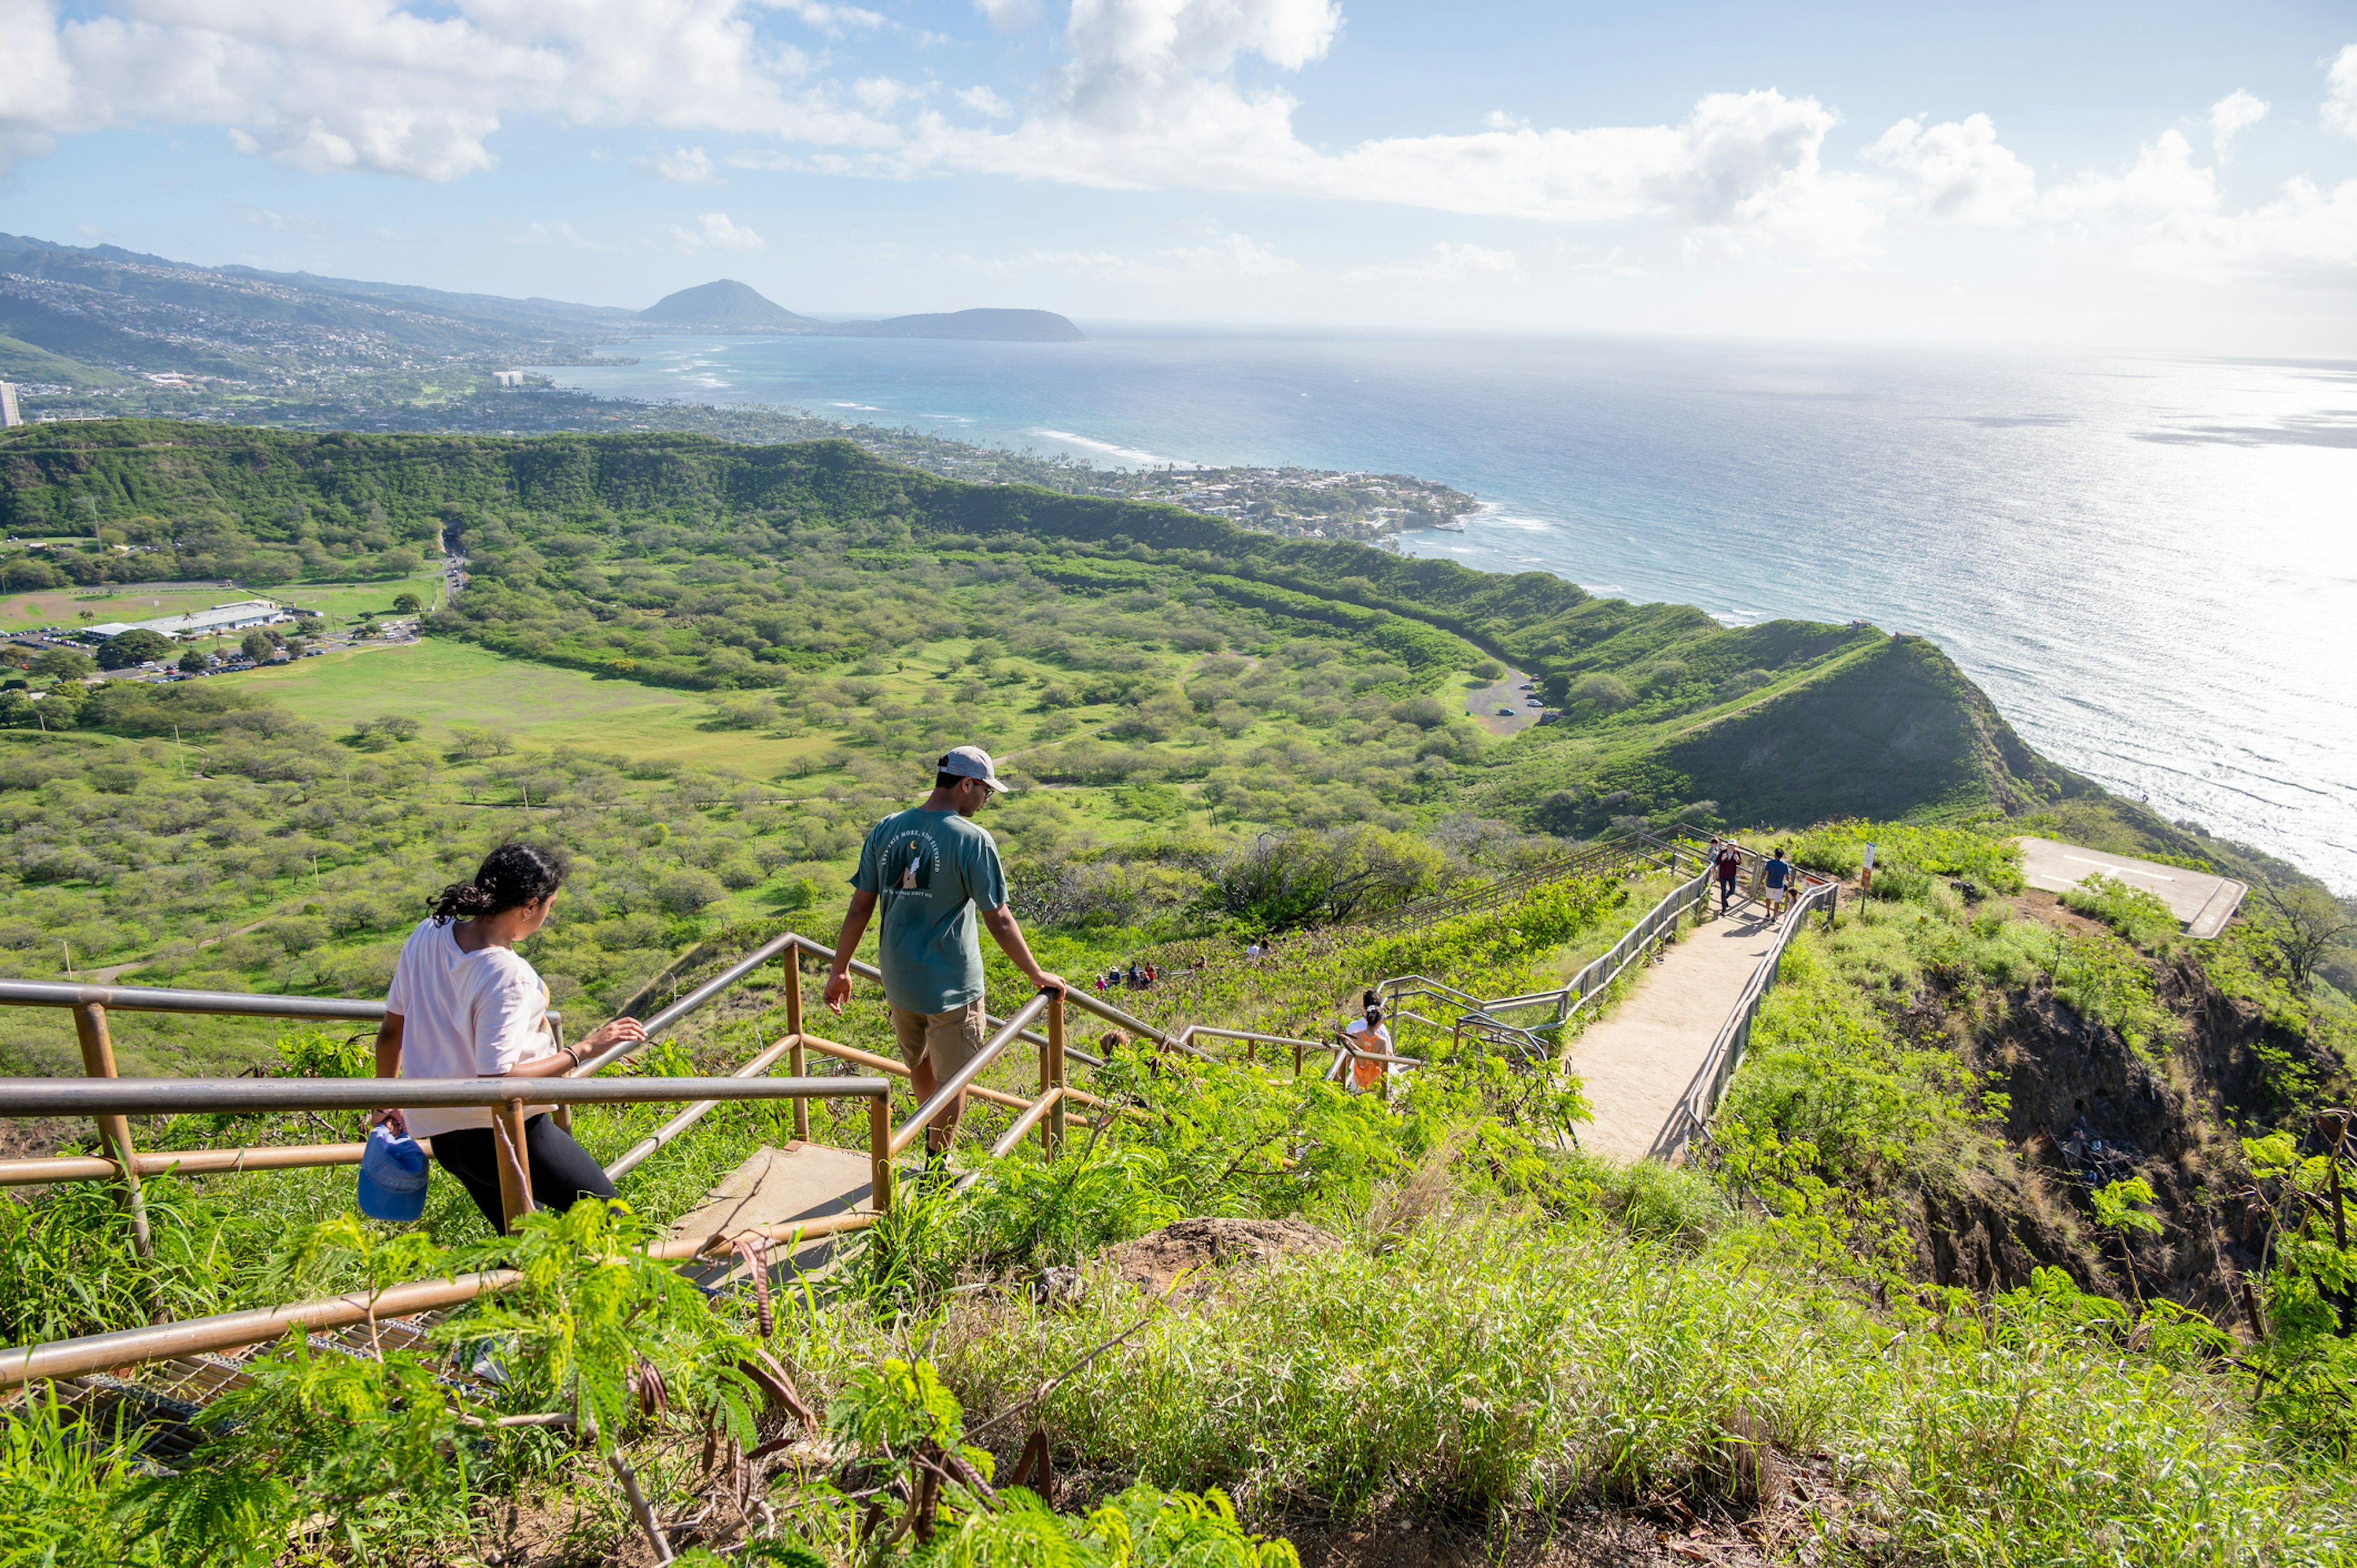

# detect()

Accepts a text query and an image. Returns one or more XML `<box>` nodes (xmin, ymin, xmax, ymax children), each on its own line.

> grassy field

<box><xmin>274</xmin><ymin>576</ymin><xmax>446</xmax><ymax>622</ymax></box>
<box><xmin>0</xmin><ymin>576</ymin><xmax>443</xmax><ymax>635</ymax></box>
<box><xmin>238</xmin><ymin>639</ymin><xmax>818</xmax><ymax>773</ymax></box>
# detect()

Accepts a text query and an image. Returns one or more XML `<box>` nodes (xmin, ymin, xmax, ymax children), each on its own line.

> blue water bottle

<box><xmin>357</xmin><ymin>1124</ymin><xmax>430</xmax><ymax>1222</ymax></box>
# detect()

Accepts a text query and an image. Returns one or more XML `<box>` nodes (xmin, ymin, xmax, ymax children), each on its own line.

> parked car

<box><xmin>1496</xmin><ymin>706</ymin><xmax>1517</xmax><ymax>717</ymax></box>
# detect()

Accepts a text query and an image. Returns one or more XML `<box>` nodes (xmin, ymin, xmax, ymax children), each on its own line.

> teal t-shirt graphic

<box><xmin>851</xmin><ymin>808</ymin><xmax>1009</xmax><ymax>1014</ymax></box>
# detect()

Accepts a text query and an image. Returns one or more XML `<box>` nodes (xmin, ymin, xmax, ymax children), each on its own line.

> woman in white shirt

<box><xmin>370</xmin><ymin>844</ymin><xmax>646</xmax><ymax>1232</ymax></box>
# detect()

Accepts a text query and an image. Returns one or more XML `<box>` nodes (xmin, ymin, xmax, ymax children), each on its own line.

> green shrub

<box><xmin>2062</xmin><ymin>873</ymin><xmax>2182</xmax><ymax>951</ymax></box>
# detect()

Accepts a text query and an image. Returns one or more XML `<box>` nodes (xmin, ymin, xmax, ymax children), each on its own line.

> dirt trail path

<box><xmin>1562</xmin><ymin>900</ymin><xmax>1784</xmax><ymax>1162</ymax></box>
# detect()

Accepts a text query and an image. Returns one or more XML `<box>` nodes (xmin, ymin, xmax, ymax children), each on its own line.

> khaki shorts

<box><xmin>889</xmin><ymin>1000</ymin><xmax>988</xmax><ymax>1084</ymax></box>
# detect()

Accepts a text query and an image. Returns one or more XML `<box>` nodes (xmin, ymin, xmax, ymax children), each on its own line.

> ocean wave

<box><xmin>1030</xmin><ymin>428</ymin><xmax>1193</xmax><ymax>468</ymax></box>
<box><xmin>830</xmin><ymin>401</ymin><xmax>885</xmax><ymax>411</ymax></box>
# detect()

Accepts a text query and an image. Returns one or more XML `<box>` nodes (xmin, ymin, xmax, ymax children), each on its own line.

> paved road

<box><xmin>2017</xmin><ymin>836</ymin><xmax>2247</xmax><ymax>939</ymax></box>
<box><xmin>1464</xmin><ymin>668</ymin><xmax>1544</xmax><ymax>735</ymax></box>
<box><xmin>1562</xmin><ymin>901</ymin><xmax>1786</xmax><ymax>1162</ymax></box>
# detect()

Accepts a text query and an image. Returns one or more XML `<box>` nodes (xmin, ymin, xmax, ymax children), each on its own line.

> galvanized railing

<box><xmin>1648</xmin><ymin>873</ymin><xmax>1841</xmax><ymax>1161</ymax></box>
<box><xmin>0</xmin><ymin>1072</ymin><xmax>891</xmax><ymax>1389</ymax></box>
<box><xmin>1379</xmin><ymin>868</ymin><xmax>1713</xmax><ymax>1061</ymax></box>
<box><xmin>0</xmin><ymin>924</ymin><xmax>1213</xmax><ymax>1381</ymax></box>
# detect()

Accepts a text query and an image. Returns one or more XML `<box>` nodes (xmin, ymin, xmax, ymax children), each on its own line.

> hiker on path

<box><xmin>824</xmin><ymin>746</ymin><xmax>1064</xmax><ymax>1172</ymax></box>
<box><xmin>1341</xmin><ymin>990</ymin><xmax>1398</xmax><ymax>1098</ymax></box>
<box><xmin>371</xmin><ymin>843</ymin><xmax>647</xmax><ymax>1234</ymax></box>
<box><xmin>1762</xmin><ymin>846</ymin><xmax>1793</xmax><ymax>922</ymax></box>
<box><xmin>1712</xmin><ymin>840</ymin><xmax>1743</xmax><ymax>914</ymax></box>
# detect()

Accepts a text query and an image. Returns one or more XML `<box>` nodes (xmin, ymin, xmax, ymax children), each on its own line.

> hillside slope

<box><xmin>1</xmin><ymin>421</ymin><xmax>2117</xmax><ymax>836</ymax></box>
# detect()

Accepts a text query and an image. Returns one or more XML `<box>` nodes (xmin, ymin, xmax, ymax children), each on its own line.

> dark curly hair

<box><xmin>432</xmin><ymin>842</ymin><xmax>567</xmax><ymax>924</ymax></box>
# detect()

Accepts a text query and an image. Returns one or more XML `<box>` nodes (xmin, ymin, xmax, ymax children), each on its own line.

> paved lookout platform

<box><xmin>2017</xmin><ymin>836</ymin><xmax>2247</xmax><ymax>939</ymax></box>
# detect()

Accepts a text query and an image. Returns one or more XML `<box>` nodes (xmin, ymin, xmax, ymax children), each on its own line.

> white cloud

<box><xmin>1345</xmin><ymin>241</ymin><xmax>1521</xmax><ymax>282</ymax></box>
<box><xmin>771</xmin><ymin>1</ymin><xmax>884</xmax><ymax>36</ymax></box>
<box><xmin>2328</xmin><ymin>45</ymin><xmax>2357</xmax><ymax>136</ymax></box>
<box><xmin>956</xmin><ymin>85</ymin><xmax>1015</xmax><ymax>119</ymax></box>
<box><xmin>646</xmin><ymin>145</ymin><xmax>723</xmax><ymax>185</ymax></box>
<box><xmin>0</xmin><ymin>0</ymin><xmax>897</xmax><ymax>180</ymax></box>
<box><xmin>2208</xmin><ymin>90</ymin><xmax>2267</xmax><ymax>160</ymax></box>
<box><xmin>671</xmin><ymin>211</ymin><xmax>766</xmax><ymax>250</ymax></box>
<box><xmin>854</xmin><ymin>77</ymin><xmax>929</xmax><ymax>114</ymax></box>
<box><xmin>1866</xmin><ymin>114</ymin><xmax>2036</xmax><ymax>223</ymax></box>
<box><xmin>2138</xmin><ymin>176</ymin><xmax>2357</xmax><ymax>277</ymax></box>
<box><xmin>972</xmin><ymin>0</ymin><xmax>1040</xmax><ymax>29</ymax></box>
<box><xmin>2044</xmin><ymin>130</ymin><xmax>2218</xmax><ymax>217</ymax></box>
<box><xmin>1170</xmin><ymin>232</ymin><xmax>1298</xmax><ymax>274</ymax></box>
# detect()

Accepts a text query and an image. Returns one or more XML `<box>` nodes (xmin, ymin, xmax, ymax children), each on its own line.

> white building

<box><xmin>83</xmin><ymin>599</ymin><xmax>292</xmax><ymax>641</ymax></box>
<box><xmin>492</xmin><ymin>371</ymin><xmax>525</xmax><ymax>388</ymax></box>
<box><xmin>0</xmin><ymin>382</ymin><xmax>20</xmax><ymax>428</ymax></box>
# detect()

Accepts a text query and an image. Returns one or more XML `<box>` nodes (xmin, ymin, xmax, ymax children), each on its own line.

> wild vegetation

<box><xmin>4</xmin><ymin>860</ymin><xmax>2356</xmax><ymax>1564</ymax></box>
<box><xmin>5</xmin><ymin>424</ymin><xmax>2357</xmax><ymax>1563</ymax></box>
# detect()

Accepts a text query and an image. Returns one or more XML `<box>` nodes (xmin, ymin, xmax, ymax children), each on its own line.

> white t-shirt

<box><xmin>384</xmin><ymin>918</ymin><xmax>555</xmax><ymax>1137</ymax></box>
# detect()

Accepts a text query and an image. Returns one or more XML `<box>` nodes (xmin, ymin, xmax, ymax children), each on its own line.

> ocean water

<box><xmin>535</xmin><ymin>330</ymin><xmax>2357</xmax><ymax>892</ymax></box>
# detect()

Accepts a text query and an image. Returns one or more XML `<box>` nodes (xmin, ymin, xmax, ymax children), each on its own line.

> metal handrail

<box><xmin>0</xmin><ymin>978</ymin><xmax>387</xmax><ymax>1022</ymax></box>
<box><xmin>0</xmin><ymin>1075</ymin><xmax>885</xmax><ymax>1116</ymax></box>
<box><xmin>889</xmin><ymin>992</ymin><xmax>1053</xmax><ymax>1156</ymax></box>
<box><xmin>1651</xmin><ymin>876</ymin><xmax>1840</xmax><ymax>1159</ymax></box>
<box><xmin>0</xmin><ymin>1208</ymin><xmax>884</xmax><ymax>1391</ymax></box>
<box><xmin>575</xmin><ymin>932</ymin><xmax>799</xmax><ymax>1075</ymax></box>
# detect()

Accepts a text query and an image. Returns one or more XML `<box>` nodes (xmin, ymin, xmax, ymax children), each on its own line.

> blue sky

<box><xmin>4</xmin><ymin>0</ymin><xmax>2356</xmax><ymax>349</ymax></box>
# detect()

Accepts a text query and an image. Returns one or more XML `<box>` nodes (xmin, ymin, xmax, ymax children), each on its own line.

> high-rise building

<box><xmin>0</xmin><ymin>382</ymin><xmax>20</xmax><ymax>427</ymax></box>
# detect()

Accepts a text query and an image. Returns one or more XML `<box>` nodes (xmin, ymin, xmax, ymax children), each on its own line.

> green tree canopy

<box><xmin>96</xmin><ymin>629</ymin><xmax>174</xmax><ymax>670</ymax></box>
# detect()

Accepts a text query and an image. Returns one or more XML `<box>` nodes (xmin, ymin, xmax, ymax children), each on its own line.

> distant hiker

<box><xmin>1341</xmin><ymin>989</ymin><xmax>1396</xmax><ymax>1097</ymax></box>
<box><xmin>1762</xmin><ymin>846</ymin><xmax>1793</xmax><ymax>920</ymax></box>
<box><xmin>1245</xmin><ymin>941</ymin><xmax>1264</xmax><ymax>960</ymax></box>
<box><xmin>825</xmin><ymin>746</ymin><xmax>1064</xmax><ymax>1172</ymax></box>
<box><xmin>1712</xmin><ymin>840</ymin><xmax>1743</xmax><ymax>913</ymax></box>
<box><xmin>1093</xmin><ymin>971</ymin><xmax>1108</xmax><ymax>995</ymax></box>
<box><xmin>371</xmin><ymin>843</ymin><xmax>648</xmax><ymax>1234</ymax></box>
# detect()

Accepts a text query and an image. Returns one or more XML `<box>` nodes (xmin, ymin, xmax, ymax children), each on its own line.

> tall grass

<box><xmin>788</xmin><ymin>1206</ymin><xmax>2357</xmax><ymax>1564</ymax></box>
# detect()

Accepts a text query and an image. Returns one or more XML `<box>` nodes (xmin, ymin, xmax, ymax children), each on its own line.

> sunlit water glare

<box><xmin>537</xmin><ymin>331</ymin><xmax>2357</xmax><ymax>891</ymax></box>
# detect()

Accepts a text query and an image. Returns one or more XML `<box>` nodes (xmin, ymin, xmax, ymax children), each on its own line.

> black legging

<box><xmin>431</xmin><ymin>1114</ymin><xmax>614</xmax><ymax>1234</ymax></box>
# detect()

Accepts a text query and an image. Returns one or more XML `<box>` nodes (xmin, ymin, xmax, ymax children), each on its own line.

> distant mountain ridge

<box><xmin>0</xmin><ymin>234</ymin><xmax>1085</xmax><ymax>387</ymax></box>
<box><xmin>822</xmin><ymin>308</ymin><xmax>1087</xmax><ymax>342</ymax></box>
<box><xmin>640</xmin><ymin>279</ymin><xmax>1085</xmax><ymax>343</ymax></box>
<box><xmin>638</xmin><ymin>279</ymin><xmax>816</xmax><ymax>330</ymax></box>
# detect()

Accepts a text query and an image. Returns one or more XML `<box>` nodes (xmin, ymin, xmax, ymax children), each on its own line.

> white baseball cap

<box><xmin>939</xmin><ymin>745</ymin><xmax>1012</xmax><ymax>792</ymax></box>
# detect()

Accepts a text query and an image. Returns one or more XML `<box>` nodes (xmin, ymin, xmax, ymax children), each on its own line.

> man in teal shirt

<box><xmin>825</xmin><ymin>746</ymin><xmax>1064</xmax><ymax>1166</ymax></box>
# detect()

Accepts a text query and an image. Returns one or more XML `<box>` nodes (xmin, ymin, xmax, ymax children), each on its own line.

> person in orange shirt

<box><xmin>1341</xmin><ymin>990</ymin><xmax>1395</xmax><ymax>1096</ymax></box>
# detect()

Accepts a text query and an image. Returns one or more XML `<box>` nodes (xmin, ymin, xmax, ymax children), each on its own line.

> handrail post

<box><xmin>783</xmin><ymin>948</ymin><xmax>808</xmax><ymax>1141</ymax></box>
<box><xmin>72</xmin><ymin>1003</ymin><xmax>152</xmax><ymax>1264</ymax></box>
<box><xmin>492</xmin><ymin>1099</ymin><xmax>533</xmax><ymax>1234</ymax></box>
<box><xmin>869</xmin><ymin>1094</ymin><xmax>894</xmax><ymax>1215</ymax></box>
<box><xmin>548</xmin><ymin>1013</ymin><xmax>572</xmax><ymax>1133</ymax></box>
<box><xmin>1045</xmin><ymin>991</ymin><xmax>1067</xmax><ymax>1158</ymax></box>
